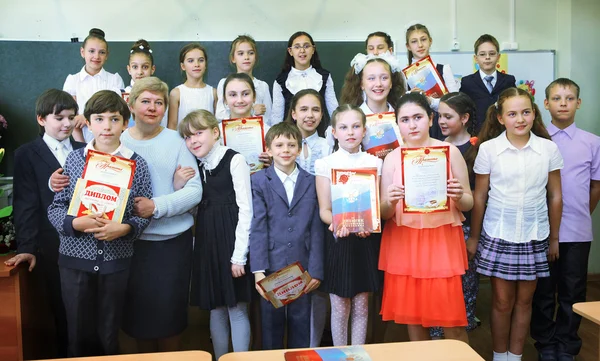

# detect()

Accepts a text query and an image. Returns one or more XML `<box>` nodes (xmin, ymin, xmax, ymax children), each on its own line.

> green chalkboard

<box><xmin>0</xmin><ymin>40</ymin><xmax>364</xmax><ymax>175</ymax></box>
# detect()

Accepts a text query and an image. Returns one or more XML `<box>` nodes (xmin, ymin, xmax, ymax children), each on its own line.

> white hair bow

<box><xmin>350</xmin><ymin>53</ymin><xmax>402</xmax><ymax>75</ymax></box>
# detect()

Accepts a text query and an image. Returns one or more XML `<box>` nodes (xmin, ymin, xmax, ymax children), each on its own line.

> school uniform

<box><xmin>63</xmin><ymin>67</ymin><xmax>124</xmax><ymax>142</ymax></box>
<box><xmin>47</xmin><ymin>143</ymin><xmax>153</xmax><ymax>357</ymax></box>
<box><xmin>531</xmin><ymin>122</ymin><xmax>600</xmax><ymax>358</ymax></box>
<box><xmin>272</xmin><ymin>66</ymin><xmax>338</xmax><ymax>124</ymax></box>
<box><xmin>459</xmin><ymin>69</ymin><xmax>516</xmax><ymax>134</ymax></box>
<box><xmin>249</xmin><ymin>164</ymin><xmax>325</xmax><ymax>350</ymax></box>
<box><xmin>13</xmin><ymin>134</ymin><xmax>85</xmax><ymax>357</ymax></box>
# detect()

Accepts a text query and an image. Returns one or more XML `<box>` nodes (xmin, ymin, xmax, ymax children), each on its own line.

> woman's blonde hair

<box><xmin>128</xmin><ymin>76</ymin><xmax>169</xmax><ymax>108</ymax></box>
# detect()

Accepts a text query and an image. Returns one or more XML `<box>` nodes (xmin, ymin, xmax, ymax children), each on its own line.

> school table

<box><xmin>0</xmin><ymin>254</ymin><xmax>25</xmax><ymax>361</ymax></box>
<box><xmin>218</xmin><ymin>339</ymin><xmax>484</xmax><ymax>361</ymax></box>
<box><xmin>39</xmin><ymin>350</ymin><xmax>213</xmax><ymax>361</ymax></box>
<box><xmin>573</xmin><ymin>301</ymin><xmax>600</xmax><ymax>359</ymax></box>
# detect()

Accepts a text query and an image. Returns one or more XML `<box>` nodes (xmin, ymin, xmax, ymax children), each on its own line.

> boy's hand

<box><xmin>174</xmin><ymin>165</ymin><xmax>196</xmax><ymax>191</ymax></box>
<box><xmin>253</xmin><ymin>103</ymin><xmax>266</xmax><ymax>116</ymax></box>
<box><xmin>259</xmin><ymin>152</ymin><xmax>272</xmax><ymax>167</ymax></box>
<box><xmin>4</xmin><ymin>253</ymin><xmax>36</xmax><ymax>272</ymax></box>
<box><xmin>254</xmin><ymin>272</ymin><xmax>268</xmax><ymax>301</ymax></box>
<box><xmin>74</xmin><ymin>114</ymin><xmax>87</xmax><ymax>129</ymax></box>
<box><xmin>50</xmin><ymin>168</ymin><xmax>70</xmax><ymax>192</ymax></box>
<box><xmin>85</xmin><ymin>218</ymin><xmax>132</xmax><ymax>241</ymax></box>
<box><xmin>72</xmin><ymin>214</ymin><xmax>103</xmax><ymax>232</ymax></box>
<box><xmin>447</xmin><ymin>178</ymin><xmax>464</xmax><ymax>201</ymax></box>
<box><xmin>304</xmin><ymin>278</ymin><xmax>321</xmax><ymax>294</ymax></box>
<box><xmin>466</xmin><ymin>237</ymin><xmax>479</xmax><ymax>261</ymax></box>
<box><xmin>231</xmin><ymin>263</ymin><xmax>246</xmax><ymax>278</ymax></box>
<box><xmin>547</xmin><ymin>238</ymin><xmax>559</xmax><ymax>262</ymax></box>
<box><xmin>134</xmin><ymin>197</ymin><xmax>155</xmax><ymax>218</ymax></box>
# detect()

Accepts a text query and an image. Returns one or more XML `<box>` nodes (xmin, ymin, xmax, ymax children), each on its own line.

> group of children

<box><xmin>3</xmin><ymin>23</ymin><xmax>599</xmax><ymax>361</ymax></box>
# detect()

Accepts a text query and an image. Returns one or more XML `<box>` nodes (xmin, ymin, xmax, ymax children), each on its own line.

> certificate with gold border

<box><xmin>67</xmin><ymin>179</ymin><xmax>131</xmax><ymax>223</ymax></box>
<box><xmin>82</xmin><ymin>150</ymin><xmax>136</xmax><ymax>189</ymax></box>
<box><xmin>221</xmin><ymin>116</ymin><xmax>266</xmax><ymax>173</ymax></box>
<box><xmin>401</xmin><ymin>146</ymin><xmax>449</xmax><ymax>213</ymax></box>
<box><xmin>331</xmin><ymin>168</ymin><xmax>381</xmax><ymax>233</ymax></box>
<box><xmin>258</xmin><ymin>262</ymin><xmax>312</xmax><ymax>309</ymax></box>
<box><xmin>362</xmin><ymin>112</ymin><xmax>402</xmax><ymax>160</ymax></box>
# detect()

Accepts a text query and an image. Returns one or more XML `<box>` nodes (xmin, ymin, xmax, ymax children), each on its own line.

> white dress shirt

<box><xmin>479</xmin><ymin>69</ymin><xmax>497</xmax><ymax>89</ymax></box>
<box><xmin>272</xmin><ymin>66</ymin><xmax>339</xmax><ymax>124</ymax></box>
<box><xmin>63</xmin><ymin>67</ymin><xmax>125</xmax><ymax>143</ymax></box>
<box><xmin>215</xmin><ymin>77</ymin><xmax>273</xmax><ymax>125</ymax></box>
<box><xmin>273</xmin><ymin>164</ymin><xmax>300</xmax><ymax>205</ymax></box>
<box><xmin>43</xmin><ymin>133</ymin><xmax>74</xmax><ymax>167</ymax></box>
<box><xmin>198</xmin><ymin>144</ymin><xmax>253</xmax><ymax>265</ymax></box>
<box><xmin>315</xmin><ymin>147</ymin><xmax>383</xmax><ymax>180</ymax></box>
<box><xmin>83</xmin><ymin>140</ymin><xmax>134</xmax><ymax>159</ymax></box>
<box><xmin>474</xmin><ymin>131</ymin><xmax>563</xmax><ymax>243</ymax></box>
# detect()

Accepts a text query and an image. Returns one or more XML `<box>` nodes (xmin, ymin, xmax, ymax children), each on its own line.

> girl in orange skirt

<box><xmin>379</xmin><ymin>93</ymin><xmax>473</xmax><ymax>342</ymax></box>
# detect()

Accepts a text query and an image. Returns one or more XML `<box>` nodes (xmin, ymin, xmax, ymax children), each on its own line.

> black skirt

<box><xmin>122</xmin><ymin>229</ymin><xmax>193</xmax><ymax>339</ymax></box>
<box><xmin>320</xmin><ymin>231</ymin><xmax>381</xmax><ymax>298</ymax></box>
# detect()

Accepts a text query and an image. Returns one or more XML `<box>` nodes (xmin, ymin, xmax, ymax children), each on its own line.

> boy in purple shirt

<box><xmin>531</xmin><ymin>78</ymin><xmax>600</xmax><ymax>361</ymax></box>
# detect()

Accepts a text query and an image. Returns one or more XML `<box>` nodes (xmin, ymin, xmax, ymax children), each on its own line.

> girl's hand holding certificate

<box><xmin>446</xmin><ymin>178</ymin><xmax>464</xmax><ymax>201</ymax></box>
<box><xmin>387</xmin><ymin>184</ymin><xmax>405</xmax><ymax>206</ymax></box>
<box><xmin>328</xmin><ymin>223</ymin><xmax>371</xmax><ymax>239</ymax></box>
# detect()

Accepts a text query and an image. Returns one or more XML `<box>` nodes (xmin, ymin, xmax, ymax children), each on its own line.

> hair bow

<box><xmin>350</xmin><ymin>53</ymin><xmax>401</xmax><ymax>75</ymax></box>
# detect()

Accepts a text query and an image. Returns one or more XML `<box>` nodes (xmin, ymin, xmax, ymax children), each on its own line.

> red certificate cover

<box><xmin>331</xmin><ymin>168</ymin><xmax>381</xmax><ymax>233</ymax></box>
<box><xmin>257</xmin><ymin>262</ymin><xmax>312</xmax><ymax>309</ymax></box>
<box><xmin>362</xmin><ymin>112</ymin><xmax>402</xmax><ymax>160</ymax></box>
<box><xmin>402</xmin><ymin>55</ymin><xmax>449</xmax><ymax>98</ymax></box>
<box><xmin>67</xmin><ymin>179</ymin><xmax>131</xmax><ymax>222</ymax></box>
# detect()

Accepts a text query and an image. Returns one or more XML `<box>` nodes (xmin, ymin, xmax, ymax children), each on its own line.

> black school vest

<box><xmin>276</xmin><ymin>68</ymin><xmax>330</xmax><ymax>119</ymax></box>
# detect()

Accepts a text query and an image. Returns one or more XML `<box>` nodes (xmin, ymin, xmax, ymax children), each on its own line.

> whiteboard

<box><xmin>395</xmin><ymin>51</ymin><xmax>556</xmax><ymax>124</ymax></box>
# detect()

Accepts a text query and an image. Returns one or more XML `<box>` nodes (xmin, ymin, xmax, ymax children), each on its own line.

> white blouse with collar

<box><xmin>297</xmin><ymin>132</ymin><xmax>331</xmax><ymax>175</ymax></box>
<box><xmin>315</xmin><ymin>147</ymin><xmax>383</xmax><ymax>180</ymax></box>
<box><xmin>271</xmin><ymin>66</ymin><xmax>339</xmax><ymax>124</ymax></box>
<box><xmin>198</xmin><ymin>144</ymin><xmax>253</xmax><ymax>265</ymax></box>
<box><xmin>214</xmin><ymin>77</ymin><xmax>273</xmax><ymax>125</ymax></box>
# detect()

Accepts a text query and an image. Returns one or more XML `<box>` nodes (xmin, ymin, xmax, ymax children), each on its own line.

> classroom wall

<box><xmin>1</xmin><ymin>0</ymin><xmax>599</xmax><ymax>270</ymax></box>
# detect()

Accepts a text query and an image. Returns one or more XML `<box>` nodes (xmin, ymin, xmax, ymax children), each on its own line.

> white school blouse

<box><xmin>271</xmin><ymin>66</ymin><xmax>339</xmax><ymax>124</ymax></box>
<box><xmin>315</xmin><ymin>148</ymin><xmax>383</xmax><ymax>180</ymax></box>
<box><xmin>297</xmin><ymin>132</ymin><xmax>331</xmax><ymax>175</ymax></box>
<box><xmin>63</xmin><ymin>67</ymin><xmax>125</xmax><ymax>142</ymax></box>
<box><xmin>214</xmin><ymin>77</ymin><xmax>273</xmax><ymax>125</ymax></box>
<box><xmin>198</xmin><ymin>144</ymin><xmax>252</xmax><ymax>265</ymax></box>
<box><xmin>176</xmin><ymin>84</ymin><xmax>215</xmax><ymax>125</ymax></box>
<box><xmin>473</xmin><ymin>131</ymin><xmax>563</xmax><ymax>243</ymax></box>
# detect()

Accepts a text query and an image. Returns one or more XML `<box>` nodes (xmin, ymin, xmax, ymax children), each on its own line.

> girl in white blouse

<box><xmin>272</xmin><ymin>31</ymin><xmax>339</xmax><ymax>125</ymax></box>
<box><xmin>168</xmin><ymin>43</ymin><xmax>217</xmax><ymax>130</ymax></box>
<box><xmin>467</xmin><ymin>87</ymin><xmax>563</xmax><ymax>361</ymax></box>
<box><xmin>63</xmin><ymin>28</ymin><xmax>124</xmax><ymax>143</ymax></box>
<box><xmin>215</xmin><ymin>35</ymin><xmax>273</xmax><ymax>125</ymax></box>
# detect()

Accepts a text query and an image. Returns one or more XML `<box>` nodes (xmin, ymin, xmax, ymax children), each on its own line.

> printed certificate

<box><xmin>82</xmin><ymin>150</ymin><xmax>136</xmax><ymax>189</ymax></box>
<box><xmin>402</xmin><ymin>55</ymin><xmax>449</xmax><ymax>98</ymax></box>
<box><xmin>258</xmin><ymin>262</ymin><xmax>312</xmax><ymax>309</ymax></box>
<box><xmin>67</xmin><ymin>179</ymin><xmax>130</xmax><ymax>222</ymax></box>
<box><xmin>331</xmin><ymin>168</ymin><xmax>381</xmax><ymax>233</ymax></box>
<box><xmin>221</xmin><ymin>116</ymin><xmax>266</xmax><ymax>173</ymax></box>
<box><xmin>401</xmin><ymin>146</ymin><xmax>450</xmax><ymax>214</ymax></box>
<box><xmin>362</xmin><ymin>112</ymin><xmax>402</xmax><ymax>160</ymax></box>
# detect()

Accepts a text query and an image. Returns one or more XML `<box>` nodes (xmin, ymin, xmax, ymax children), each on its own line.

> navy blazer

<box><xmin>459</xmin><ymin>71</ymin><xmax>516</xmax><ymax>134</ymax></box>
<box><xmin>249</xmin><ymin>165</ymin><xmax>325</xmax><ymax>281</ymax></box>
<box><xmin>13</xmin><ymin>136</ymin><xmax>85</xmax><ymax>260</ymax></box>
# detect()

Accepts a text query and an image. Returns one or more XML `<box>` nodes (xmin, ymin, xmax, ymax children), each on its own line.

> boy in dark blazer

<box><xmin>250</xmin><ymin>122</ymin><xmax>325</xmax><ymax>350</ymax></box>
<box><xmin>4</xmin><ymin>89</ymin><xmax>85</xmax><ymax>357</ymax></box>
<box><xmin>459</xmin><ymin>34</ymin><xmax>516</xmax><ymax>134</ymax></box>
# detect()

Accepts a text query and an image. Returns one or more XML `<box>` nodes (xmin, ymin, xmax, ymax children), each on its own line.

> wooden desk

<box><xmin>219</xmin><ymin>339</ymin><xmax>484</xmax><ymax>361</ymax></box>
<box><xmin>574</xmin><ymin>301</ymin><xmax>600</xmax><ymax>359</ymax></box>
<box><xmin>0</xmin><ymin>254</ymin><xmax>25</xmax><ymax>361</ymax></box>
<box><xmin>39</xmin><ymin>350</ymin><xmax>213</xmax><ymax>361</ymax></box>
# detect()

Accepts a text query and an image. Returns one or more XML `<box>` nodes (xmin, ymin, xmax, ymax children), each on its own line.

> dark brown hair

<box><xmin>82</xmin><ymin>28</ymin><xmax>107</xmax><ymax>49</ymax></box>
<box><xmin>281</xmin><ymin>31</ymin><xmax>323</xmax><ymax>72</ymax></box>
<box><xmin>340</xmin><ymin>58</ymin><xmax>405</xmax><ymax>109</ymax></box>
<box><xmin>36</xmin><ymin>89</ymin><xmax>79</xmax><ymax>134</ymax></box>
<box><xmin>395</xmin><ymin>92</ymin><xmax>434</xmax><ymax>119</ymax></box>
<box><xmin>366</xmin><ymin>31</ymin><xmax>393</xmax><ymax>50</ymax></box>
<box><xmin>285</xmin><ymin>89</ymin><xmax>327</xmax><ymax>137</ymax></box>
<box><xmin>265</xmin><ymin>121</ymin><xmax>302</xmax><ymax>148</ymax></box>
<box><xmin>179</xmin><ymin>43</ymin><xmax>208</xmax><ymax>80</ymax></box>
<box><xmin>439</xmin><ymin>92</ymin><xmax>476</xmax><ymax>135</ymax></box>
<box><xmin>545</xmin><ymin>77</ymin><xmax>580</xmax><ymax>99</ymax></box>
<box><xmin>474</xmin><ymin>34</ymin><xmax>500</xmax><ymax>54</ymax></box>
<box><xmin>129</xmin><ymin>39</ymin><xmax>154</xmax><ymax>65</ymax></box>
<box><xmin>84</xmin><ymin>90</ymin><xmax>130</xmax><ymax>123</ymax></box>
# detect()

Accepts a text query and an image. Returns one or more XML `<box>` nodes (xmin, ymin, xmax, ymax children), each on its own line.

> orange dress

<box><xmin>379</xmin><ymin>167</ymin><xmax>468</xmax><ymax>327</ymax></box>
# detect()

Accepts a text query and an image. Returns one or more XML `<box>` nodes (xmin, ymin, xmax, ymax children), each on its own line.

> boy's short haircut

<box><xmin>178</xmin><ymin>109</ymin><xmax>220</xmax><ymax>138</ymax></box>
<box><xmin>545</xmin><ymin>78</ymin><xmax>581</xmax><ymax>99</ymax></box>
<box><xmin>84</xmin><ymin>90</ymin><xmax>131</xmax><ymax>123</ymax></box>
<box><xmin>36</xmin><ymin>89</ymin><xmax>79</xmax><ymax>118</ymax></box>
<box><xmin>128</xmin><ymin>76</ymin><xmax>169</xmax><ymax>109</ymax></box>
<box><xmin>474</xmin><ymin>34</ymin><xmax>500</xmax><ymax>54</ymax></box>
<box><xmin>265</xmin><ymin>122</ymin><xmax>302</xmax><ymax>149</ymax></box>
